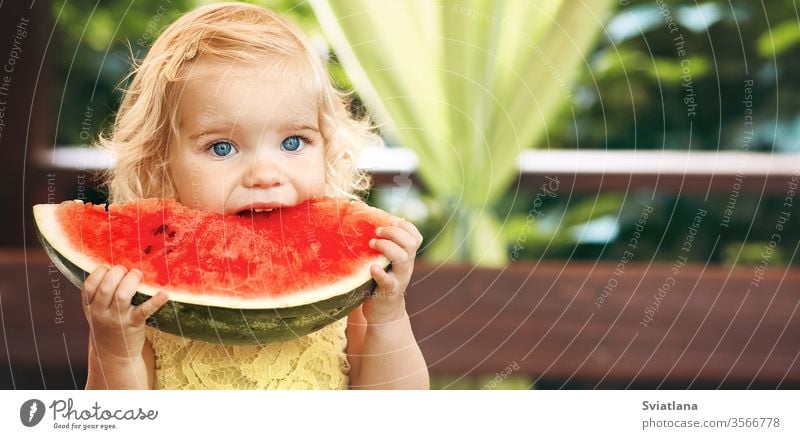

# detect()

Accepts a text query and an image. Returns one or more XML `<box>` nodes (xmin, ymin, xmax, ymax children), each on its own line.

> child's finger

<box><xmin>375</xmin><ymin>226</ymin><xmax>419</xmax><ymax>253</ymax></box>
<box><xmin>371</xmin><ymin>237</ymin><xmax>415</xmax><ymax>281</ymax></box>
<box><xmin>131</xmin><ymin>291</ymin><xmax>169</xmax><ymax>325</ymax></box>
<box><xmin>82</xmin><ymin>266</ymin><xmax>109</xmax><ymax>306</ymax></box>
<box><xmin>95</xmin><ymin>265</ymin><xmax>127</xmax><ymax>309</ymax></box>
<box><xmin>393</xmin><ymin>218</ymin><xmax>423</xmax><ymax>246</ymax></box>
<box><xmin>370</xmin><ymin>264</ymin><xmax>399</xmax><ymax>296</ymax></box>
<box><xmin>370</xmin><ymin>238</ymin><xmax>409</xmax><ymax>263</ymax></box>
<box><xmin>112</xmin><ymin>269</ymin><xmax>143</xmax><ymax>312</ymax></box>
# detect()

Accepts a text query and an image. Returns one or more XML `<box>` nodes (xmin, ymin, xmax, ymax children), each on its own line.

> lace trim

<box><xmin>145</xmin><ymin>319</ymin><xmax>350</xmax><ymax>390</ymax></box>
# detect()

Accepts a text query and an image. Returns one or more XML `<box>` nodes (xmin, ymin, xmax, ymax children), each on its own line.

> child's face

<box><xmin>169</xmin><ymin>60</ymin><xmax>326</xmax><ymax>214</ymax></box>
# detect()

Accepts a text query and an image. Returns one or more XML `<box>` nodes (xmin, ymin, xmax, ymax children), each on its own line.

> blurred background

<box><xmin>1</xmin><ymin>0</ymin><xmax>798</xmax><ymax>389</ymax></box>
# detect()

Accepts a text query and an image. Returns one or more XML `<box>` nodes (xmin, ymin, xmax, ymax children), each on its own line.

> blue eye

<box><xmin>281</xmin><ymin>136</ymin><xmax>305</xmax><ymax>152</ymax></box>
<box><xmin>209</xmin><ymin>141</ymin><xmax>237</xmax><ymax>157</ymax></box>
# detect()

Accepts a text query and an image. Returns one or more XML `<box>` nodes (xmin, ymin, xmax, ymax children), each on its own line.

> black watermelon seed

<box><xmin>153</xmin><ymin>224</ymin><xmax>168</xmax><ymax>235</ymax></box>
<box><xmin>168</xmin><ymin>230</ymin><xmax>176</xmax><ymax>238</ymax></box>
<box><xmin>165</xmin><ymin>249</ymin><xmax>173</xmax><ymax>254</ymax></box>
<box><xmin>143</xmin><ymin>245</ymin><xmax>152</xmax><ymax>254</ymax></box>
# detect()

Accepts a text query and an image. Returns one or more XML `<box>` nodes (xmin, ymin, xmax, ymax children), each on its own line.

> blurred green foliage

<box><xmin>430</xmin><ymin>374</ymin><xmax>535</xmax><ymax>390</ymax></box>
<box><xmin>52</xmin><ymin>0</ymin><xmax>192</xmax><ymax>145</ymax></box>
<box><xmin>53</xmin><ymin>0</ymin><xmax>800</xmax><ymax>151</ymax></box>
<box><xmin>552</xmin><ymin>0</ymin><xmax>800</xmax><ymax>153</ymax></box>
<box><xmin>483</xmin><ymin>190</ymin><xmax>798</xmax><ymax>267</ymax></box>
<box><xmin>51</xmin><ymin>0</ymin><xmax>353</xmax><ymax>145</ymax></box>
<box><xmin>757</xmin><ymin>20</ymin><xmax>800</xmax><ymax>57</ymax></box>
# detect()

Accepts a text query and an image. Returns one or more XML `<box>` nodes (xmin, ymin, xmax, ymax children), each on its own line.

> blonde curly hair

<box><xmin>99</xmin><ymin>2</ymin><xmax>378</xmax><ymax>203</ymax></box>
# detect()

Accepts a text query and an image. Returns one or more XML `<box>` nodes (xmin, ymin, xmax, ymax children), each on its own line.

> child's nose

<box><xmin>244</xmin><ymin>157</ymin><xmax>285</xmax><ymax>189</ymax></box>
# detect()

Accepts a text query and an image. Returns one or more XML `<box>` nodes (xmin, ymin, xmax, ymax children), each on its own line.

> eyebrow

<box><xmin>188</xmin><ymin>122</ymin><xmax>319</xmax><ymax>141</ymax></box>
<box><xmin>188</xmin><ymin>128</ymin><xmax>232</xmax><ymax>141</ymax></box>
<box><xmin>183</xmin><ymin>117</ymin><xmax>234</xmax><ymax>140</ymax></box>
<box><xmin>288</xmin><ymin>123</ymin><xmax>320</xmax><ymax>132</ymax></box>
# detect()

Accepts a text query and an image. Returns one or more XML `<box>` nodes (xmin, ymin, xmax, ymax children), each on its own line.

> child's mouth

<box><xmin>236</xmin><ymin>208</ymin><xmax>276</xmax><ymax>217</ymax></box>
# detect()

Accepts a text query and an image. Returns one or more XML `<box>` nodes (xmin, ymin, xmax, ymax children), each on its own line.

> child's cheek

<box><xmin>302</xmin><ymin>153</ymin><xmax>327</xmax><ymax>197</ymax></box>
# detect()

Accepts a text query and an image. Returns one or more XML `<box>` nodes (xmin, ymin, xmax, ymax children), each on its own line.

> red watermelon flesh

<box><xmin>34</xmin><ymin>197</ymin><xmax>393</xmax><ymax>310</ymax></box>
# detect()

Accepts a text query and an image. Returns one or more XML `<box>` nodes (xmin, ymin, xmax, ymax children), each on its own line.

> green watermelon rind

<box><xmin>131</xmin><ymin>282</ymin><xmax>376</xmax><ymax>345</ymax></box>
<box><xmin>33</xmin><ymin>201</ymin><xmax>391</xmax><ymax>346</ymax></box>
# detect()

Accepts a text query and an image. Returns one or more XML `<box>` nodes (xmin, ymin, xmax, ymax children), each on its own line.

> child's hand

<box><xmin>81</xmin><ymin>265</ymin><xmax>169</xmax><ymax>361</ymax></box>
<box><xmin>364</xmin><ymin>217</ymin><xmax>423</xmax><ymax>324</ymax></box>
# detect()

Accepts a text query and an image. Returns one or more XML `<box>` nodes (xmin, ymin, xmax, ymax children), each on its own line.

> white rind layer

<box><xmin>33</xmin><ymin>202</ymin><xmax>390</xmax><ymax>310</ymax></box>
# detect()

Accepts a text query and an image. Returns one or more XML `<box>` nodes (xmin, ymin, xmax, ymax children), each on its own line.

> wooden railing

<box><xmin>407</xmin><ymin>261</ymin><xmax>800</xmax><ymax>389</ymax></box>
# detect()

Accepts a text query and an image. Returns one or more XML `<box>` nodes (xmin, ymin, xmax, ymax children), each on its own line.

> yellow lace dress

<box><xmin>145</xmin><ymin>318</ymin><xmax>350</xmax><ymax>389</ymax></box>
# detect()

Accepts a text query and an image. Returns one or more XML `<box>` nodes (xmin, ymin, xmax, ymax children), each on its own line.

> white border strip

<box><xmin>2</xmin><ymin>390</ymin><xmax>799</xmax><ymax>437</ymax></box>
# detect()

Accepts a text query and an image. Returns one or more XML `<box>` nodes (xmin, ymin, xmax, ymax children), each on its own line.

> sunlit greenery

<box><xmin>51</xmin><ymin>0</ymin><xmax>351</xmax><ymax>145</ymax></box>
<box><xmin>53</xmin><ymin>0</ymin><xmax>800</xmax><ymax>151</ymax></box>
<box><xmin>553</xmin><ymin>0</ymin><xmax>800</xmax><ymax>153</ymax></box>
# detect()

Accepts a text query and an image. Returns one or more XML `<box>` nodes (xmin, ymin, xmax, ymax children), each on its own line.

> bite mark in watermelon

<box><xmin>33</xmin><ymin>197</ymin><xmax>393</xmax><ymax>345</ymax></box>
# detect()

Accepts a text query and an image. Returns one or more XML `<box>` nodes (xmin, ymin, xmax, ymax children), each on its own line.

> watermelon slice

<box><xmin>32</xmin><ymin>197</ymin><xmax>393</xmax><ymax>345</ymax></box>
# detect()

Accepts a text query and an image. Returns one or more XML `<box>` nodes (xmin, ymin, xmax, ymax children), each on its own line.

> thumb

<box><xmin>131</xmin><ymin>291</ymin><xmax>169</xmax><ymax>325</ymax></box>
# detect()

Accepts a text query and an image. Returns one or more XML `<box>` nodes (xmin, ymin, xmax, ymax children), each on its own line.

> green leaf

<box><xmin>757</xmin><ymin>20</ymin><xmax>800</xmax><ymax>57</ymax></box>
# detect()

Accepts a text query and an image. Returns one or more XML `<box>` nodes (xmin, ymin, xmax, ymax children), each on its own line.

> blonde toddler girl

<box><xmin>81</xmin><ymin>2</ymin><xmax>428</xmax><ymax>390</ymax></box>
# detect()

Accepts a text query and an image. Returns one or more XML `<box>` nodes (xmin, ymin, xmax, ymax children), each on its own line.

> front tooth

<box><xmin>254</xmin><ymin>208</ymin><xmax>264</xmax><ymax>212</ymax></box>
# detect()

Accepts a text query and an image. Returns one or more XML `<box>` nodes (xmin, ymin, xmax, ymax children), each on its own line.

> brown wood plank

<box><xmin>0</xmin><ymin>250</ymin><xmax>88</xmax><ymax>389</ymax></box>
<box><xmin>405</xmin><ymin>261</ymin><xmax>800</xmax><ymax>387</ymax></box>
